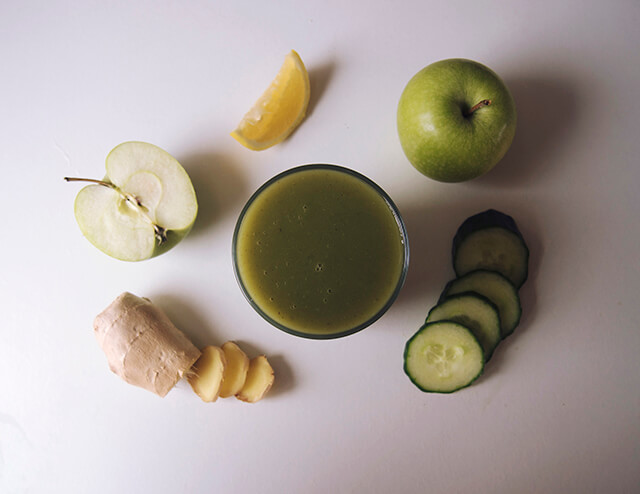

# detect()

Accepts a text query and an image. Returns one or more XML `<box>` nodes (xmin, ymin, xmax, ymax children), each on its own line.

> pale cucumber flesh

<box><xmin>441</xmin><ymin>269</ymin><xmax>521</xmax><ymax>338</ymax></box>
<box><xmin>404</xmin><ymin>321</ymin><xmax>484</xmax><ymax>393</ymax></box>
<box><xmin>426</xmin><ymin>292</ymin><xmax>501</xmax><ymax>360</ymax></box>
<box><xmin>454</xmin><ymin>227</ymin><xmax>529</xmax><ymax>288</ymax></box>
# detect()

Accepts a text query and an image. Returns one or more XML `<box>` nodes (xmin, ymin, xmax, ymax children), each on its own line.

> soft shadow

<box><xmin>394</xmin><ymin>196</ymin><xmax>483</xmax><ymax>309</ymax></box>
<box><xmin>279</xmin><ymin>60</ymin><xmax>337</xmax><ymax>147</ymax></box>
<box><xmin>307</xmin><ymin>60</ymin><xmax>336</xmax><ymax>117</ymax></box>
<box><xmin>393</xmin><ymin>196</ymin><xmax>544</xmax><ymax>380</ymax></box>
<box><xmin>150</xmin><ymin>293</ymin><xmax>221</xmax><ymax>349</ymax></box>
<box><xmin>178</xmin><ymin>152</ymin><xmax>248</xmax><ymax>237</ymax></box>
<box><xmin>475</xmin><ymin>76</ymin><xmax>581</xmax><ymax>186</ymax></box>
<box><xmin>262</xmin><ymin>354</ymin><xmax>294</xmax><ymax>398</ymax></box>
<box><xmin>483</xmin><ymin>211</ymin><xmax>543</xmax><ymax>376</ymax></box>
<box><xmin>232</xmin><ymin>339</ymin><xmax>263</xmax><ymax>359</ymax></box>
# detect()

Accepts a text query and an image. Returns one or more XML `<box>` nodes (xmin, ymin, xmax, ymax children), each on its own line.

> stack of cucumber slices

<box><xmin>404</xmin><ymin>210</ymin><xmax>530</xmax><ymax>393</ymax></box>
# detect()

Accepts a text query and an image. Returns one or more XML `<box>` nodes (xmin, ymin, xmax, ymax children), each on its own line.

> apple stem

<box><xmin>64</xmin><ymin>177</ymin><xmax>116</xmax><ymax>189</ymax></box>
<box><xmin>64</xmin><ymin>176</ymin><xmax>168</xmax><ymax>245</ymax></box>
<box><xmin>465</xmin><ymin>99</ymin><xmax>492</xmax><ymax>116</ymax></box>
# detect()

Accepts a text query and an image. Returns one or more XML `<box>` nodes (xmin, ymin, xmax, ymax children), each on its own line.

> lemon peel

<box><xmin>231</xmin><ymin>50</ymin><xmax>310</xmax><ymax>151</ymax></box>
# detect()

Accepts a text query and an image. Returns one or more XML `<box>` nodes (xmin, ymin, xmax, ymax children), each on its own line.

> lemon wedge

<box><xmin>231</xmin><ymin>50</ymin><xmax>310</xmax><ymax>151</ymax></box>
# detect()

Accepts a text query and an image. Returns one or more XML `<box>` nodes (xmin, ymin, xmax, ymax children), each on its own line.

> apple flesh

<box><xmin>66</xmin><ymin>142</ymin><xmax>198</xmax><ymax>261</ymax></box>
<box><xmin>397</xmin><ymin>58</ymin><xmax>517</xmax><ymax>182</ymax></box>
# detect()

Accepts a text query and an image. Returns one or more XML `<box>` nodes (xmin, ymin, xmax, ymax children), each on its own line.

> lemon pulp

<box><xmin>231</xmin><ymin>50</ymin><xmax>310</xmax><ymax>151</ymax></box>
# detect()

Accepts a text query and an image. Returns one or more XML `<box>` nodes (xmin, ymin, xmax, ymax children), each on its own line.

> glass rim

<box><xmin>232</xmin><ymin>163</ymin><xmax>410</xmax><ymax>340</ymax></box>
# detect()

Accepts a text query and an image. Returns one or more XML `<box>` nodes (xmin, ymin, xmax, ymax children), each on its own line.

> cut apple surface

<box><xmin>67</xmin><ymin>141</ymin><xmax>198</xmax><ymax>262</ymax></box>
<box><xmin>188</xmin><ymin>346</ymin><xmax>227</xmax><ymax>403</ymax></box>
<box><xmin>236</xmin><ymin>355</ymin><xmax>275</xmax><ymax>403</ymax></box>
<box><xmin>219</xmin><ymin>341</ymin><xmax>250</xmax><ymax>398</ymax></box>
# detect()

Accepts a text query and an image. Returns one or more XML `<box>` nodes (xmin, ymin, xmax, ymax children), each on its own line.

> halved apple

<box><xmin>66</xmin><ymin>142</ymin><xmax>198</xmax><ymax>261</ymax></box>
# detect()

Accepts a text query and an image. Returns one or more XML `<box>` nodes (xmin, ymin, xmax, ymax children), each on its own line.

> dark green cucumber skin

<box><xmin>439</xmin><ymin>269</ymin><xmax>522</xmax><ymax>339</ymax></box>
<box><xmin>452</xmin><ymin>209</ymin><xmax>530</xmax><ymax>287</ymax></box>
<box><xmin>403</xmin><ymin>321</ymin><xmax>484</xmax><ymax>394</ymax></box>
<box><xmin>426</xmin><ymin>291</ymin><xmax>498</xmax><ymax>324</ymax></box>
<box><xmin>426</xmin><ymin>291</ymin><xmax>500</xmax><ymax>361</ymax></box>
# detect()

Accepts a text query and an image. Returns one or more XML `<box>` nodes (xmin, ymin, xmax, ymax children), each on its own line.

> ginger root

<box><xmin>94</xmin><ymin>292</ymin><xmax>201</xmax><ymax>397</ymax></box>
<box><xmin>187</xmin><ymin>346</ymin><xmax>226</xmax><ymax>402</ymax></box>
<box><xmin>236</xmin><ymin>355</ymin><xmax>275</xmax><ymax>403</ymax></box>
<box><xmin>189</xmin><ymin>343</ymin><xmax>274</xmax><ymax>403</ymax></box>
<box><xmin>219</xmin><ymin>341</ymin><xmax>250</xmax><ymax>398</ymax></box>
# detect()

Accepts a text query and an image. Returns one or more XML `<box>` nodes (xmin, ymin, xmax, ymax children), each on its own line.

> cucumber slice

<box><xmin>441</xmin><ymin>270</ymin><xmax>521</xmax><ymax>338</ymax></box>
<box><xmin>404</xmin><ymin>321</ymin><xmax>484</xmax><ymax>393</ymax></box>
<box><xmin>426</xmin><ymin>292</ymin><xmax>501</xmax><ymax>361</ymax></box>
<box><xmin>452</xmin><ymin>210</ymin><xmax>529</xmax><ymax>287</ymax></box>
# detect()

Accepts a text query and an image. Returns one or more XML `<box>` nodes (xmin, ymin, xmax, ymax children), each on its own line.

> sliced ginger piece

<box><xmin>236</xmin><ymin>355</ymin><xmax>275</xmax><ymax>403</ymax></box>
<box><xmin>188</xmin><ymin>346</ymin><xmax>226</xmax><ymax>402</ymax></box>
<box><xmin>219</xmin><ymin>341</ymin><xmax>250</xmax><ymax>398</ymax></box>
<box><xmin>230</xmin><ymin>50</ymin><xmax>310</xmax><ymax>151</ymax></box>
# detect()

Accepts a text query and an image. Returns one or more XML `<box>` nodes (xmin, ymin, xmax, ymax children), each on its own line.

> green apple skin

<box><xmin>397</xmin><ymin>59</ymin><xmax>517</xmax><ymax>182</ymax></box>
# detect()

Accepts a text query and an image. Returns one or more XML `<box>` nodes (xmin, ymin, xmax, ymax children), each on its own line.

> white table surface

<box><xmin>2</xmin><ymin>1</ymin><xmax>639</xmax><ymax>493</ymax></box>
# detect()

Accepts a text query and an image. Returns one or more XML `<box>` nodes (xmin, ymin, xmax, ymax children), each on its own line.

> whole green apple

<box><xmin>397</xmin><ymin>58</ymin><xmax>516</xmax><ymax>182</ymax></box>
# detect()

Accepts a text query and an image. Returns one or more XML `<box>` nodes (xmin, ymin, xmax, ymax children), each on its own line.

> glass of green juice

<box><xmin>232</xmin><ymin>164</ymin><xmax>409</xmax><ymax>339</ymax></box>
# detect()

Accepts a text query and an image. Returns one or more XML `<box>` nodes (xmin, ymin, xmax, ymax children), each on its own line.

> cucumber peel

<box><xmin>441</xmin><ymin>269</ymin><xmax>522</xmax><ymax>339</ymax></box>
<box><xmin>404</xmin><ymin>209</ymin><xmax>531</xmax><ymax>394</ymax></box>
<box><xmin>452</xmin><ymin>209</ymin><xmax>529</xmax><ymax>287</ymax></box>
<box><xmin>426</xmin><ymin>291</ymin><xmax>501</xmax><ymax>360</ymax></box>
<box><xmin>404</xmin><ymin>321</ymin><xmax>484</xmax><ymax>393</ymax></box>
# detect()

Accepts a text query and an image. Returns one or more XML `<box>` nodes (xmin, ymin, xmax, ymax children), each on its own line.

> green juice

<box><xmin>233</xmin><ymin>165</ymin><xmax>408</xmax><ymax>338</ymax></box>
